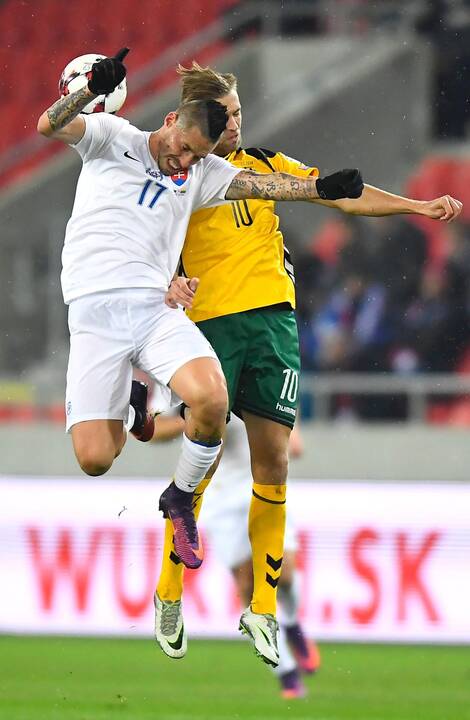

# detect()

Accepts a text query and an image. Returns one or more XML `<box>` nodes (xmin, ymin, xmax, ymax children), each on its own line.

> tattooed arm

<box><xmin>225</xmin><ymin>168</ymin><xmax>364</xmax><ymax>203</ymax></box>
<box><xmin>37</xmin><ymin>87</ymin><xmax>97</xmax><ymax>143</ymax></box>
<box><xmin>38</xmin><ymin>49</ymin><xmax>129</xmax><ymax>143</ymax></box>
<box><xmin>225</xmin><ymin>170</ymin><xmax>320</xmax><ymax>202</ymax></box>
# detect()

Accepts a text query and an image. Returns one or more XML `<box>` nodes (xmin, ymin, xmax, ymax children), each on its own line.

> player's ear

<box><xmin>164</xmin><ymin>112</ymin><xmax>178</xmax><ymax>127</ymax></box>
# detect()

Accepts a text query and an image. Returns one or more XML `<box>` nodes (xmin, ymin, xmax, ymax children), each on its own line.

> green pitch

<box><xmin>0</xmin><ymin>637</ymin><xmax>469</xmax><ymax>720</ymax></box>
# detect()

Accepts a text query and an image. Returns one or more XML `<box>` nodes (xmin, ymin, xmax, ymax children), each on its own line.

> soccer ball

<box><xmin>58</xmin><ymin>53</ymin><xmax>127</xmax><ymax>114</ymax></box>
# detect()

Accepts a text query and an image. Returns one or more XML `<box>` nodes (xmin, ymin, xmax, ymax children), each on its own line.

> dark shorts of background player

<box><xmin>196</xmin><ymin>305</ymin><xmax>300</xmax><ymax>429</ymax></box>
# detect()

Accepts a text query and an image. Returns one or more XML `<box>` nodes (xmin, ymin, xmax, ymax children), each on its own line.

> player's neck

<box><xmin>215</xmin><ymin>147</ymin><xmax>237</xmax><ymax>158</ymax></box>
<box><xmin>148</xmin><ymin>130</ymin><xmax>162</xmax><ymax>163</ymax></box>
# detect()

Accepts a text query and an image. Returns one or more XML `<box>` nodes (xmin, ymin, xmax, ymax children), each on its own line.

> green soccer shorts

<box><xmin>197</xmin><ymin>307</ymin><xmax>300</xmax><ymax>428</ymax></box>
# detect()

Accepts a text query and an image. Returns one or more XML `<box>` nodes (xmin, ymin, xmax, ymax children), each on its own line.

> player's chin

<box><xmin>216</xmin><ymin>137</ymin><xmax>240</xmax><ymax>155</ymax></box>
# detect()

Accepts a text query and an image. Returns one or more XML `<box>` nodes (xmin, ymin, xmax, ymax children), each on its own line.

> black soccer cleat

<box><xmin>129</xmin><ymin>380</ymin><xmax>155</xmax><ymax>442</ymax></box>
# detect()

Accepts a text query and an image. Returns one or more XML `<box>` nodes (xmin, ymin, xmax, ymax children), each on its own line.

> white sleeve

<box><xmin>193</xmin><ymin>154</ymin><xmax>240</xmax><ymax>210</ymax></box>
<box><xmin>72</xmin><ymin>114</ymin><xmax>129</xmax><ymax>161</ymax></box>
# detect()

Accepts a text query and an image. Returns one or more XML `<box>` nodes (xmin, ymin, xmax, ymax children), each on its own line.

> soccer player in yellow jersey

<box><xmin>154</xmin><ymin>63</ymin><xmax>462</xmax><ymax>666</ymax></box>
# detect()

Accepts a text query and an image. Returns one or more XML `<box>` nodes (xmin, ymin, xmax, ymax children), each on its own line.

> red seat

<box><xmin>405</xmin><ymin>157</ymin><xmax>462</xmax><ymax>266</ymax></box>
<box><xmin>447</xmin><ymin>399</ymin><xmax>470</xmax><ymax>426</ymax></box>
<box><xmin>1</xmin><ymin>0</ymin><xmax>242</xmax><ymax>185</ymax></box>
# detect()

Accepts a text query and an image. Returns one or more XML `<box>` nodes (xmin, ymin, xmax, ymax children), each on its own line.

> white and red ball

<box><xmin>58</xmin><ymin>53</ymin><xmax>127</xmax><ymax>114</ymax></box>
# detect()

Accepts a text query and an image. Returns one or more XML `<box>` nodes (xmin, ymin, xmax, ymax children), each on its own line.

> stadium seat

<box><xmin>1</xmin><ymin>0</ymin><xmax>240</xmax><ymax>188</ymax></box>
<box><xmin>447</xmin><ymin>399</ymin><xmax>470</xmax><ymax>426</ymax></box>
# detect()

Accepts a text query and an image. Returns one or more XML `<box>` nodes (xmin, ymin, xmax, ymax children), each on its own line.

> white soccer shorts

<box><xmin>65</xmin><ymin>289</ymin><xmax>219</xmax><ymax>432</ymax></box>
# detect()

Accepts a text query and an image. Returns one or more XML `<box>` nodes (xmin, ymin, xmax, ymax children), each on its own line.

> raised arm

<box><xmin>315</xmin><ymin>183</ymin><xmax>463</xmax><ymax>223</ymax></box>
<box><xmin>37</xmin><ymin>47</ymin><xmax>129</xmax><ymax>143</ymax></box>
<box><xmin>37</xmin><ymin>87</ymin><xmax>90</xmax><ymax>143</ymax></box>
<box><xmin>225</xmin><ymin>169</ymin><xmax>364</xmax><ymax>203</ymax></box>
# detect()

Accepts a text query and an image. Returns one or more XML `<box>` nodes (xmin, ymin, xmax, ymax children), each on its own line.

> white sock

<box><xmin>173</xmin><ymin>434</ymin><xmax>222</xmax><ymax>493</ymax></box>
<box><xmin>272</xmin><ymin>625</ymin><xmax>297</xmax><ymax>677</ymax></box>
<box><xmin>277</xmin><ymin>571</ymin><xmax>301</xmax><ymax>626</ymax></box>
<box><xmin>124</xmin><ymin>405</ymin><xmax>136</xmax><ymax>433</ymax></box>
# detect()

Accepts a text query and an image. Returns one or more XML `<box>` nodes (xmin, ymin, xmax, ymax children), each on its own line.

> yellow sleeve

<box><xmin>272</xmin><ymin>152</ymin><xmax>319</xmax><ymax>179</ymax></box>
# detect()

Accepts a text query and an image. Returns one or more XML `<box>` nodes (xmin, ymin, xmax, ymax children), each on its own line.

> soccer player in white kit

<box><xmin>36</xmin><ymin>48</ymin><xmax>365</xmax><ymax>581</ymax></box>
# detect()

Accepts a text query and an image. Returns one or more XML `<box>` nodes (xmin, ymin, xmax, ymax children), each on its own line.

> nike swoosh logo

<box><xmin>124</xmin><ymin>150</ymin><xmax>140</xmax><ymax>162</ymax></box>
<box><xmin>259</xmin><ymin>628</ymin><xmax>271</xmax><ymax>644</ymax></box>
<box><xmin>167</xmin><ymin>626</ymin><xmax>185</xmax><ymax>650</ymax></box>
<box><xmin>240</xmin><ymin>621</ymin><xmax>270</xmax><ymax>647</ymax></box>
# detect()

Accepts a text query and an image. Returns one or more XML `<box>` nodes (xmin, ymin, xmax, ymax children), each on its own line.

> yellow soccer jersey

<box><xmin>182</xmin><ymin>148</ymin><xmax>319</xmax><ymax>323</ymax></box>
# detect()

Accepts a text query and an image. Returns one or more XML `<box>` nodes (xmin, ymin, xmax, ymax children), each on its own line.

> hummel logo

<box><xmin>266</xmin><ymin>554</ymin><xmax>283</xmax><ymax>572</ymax></box>
<box><xmin>124</xmin><ymin>150</ymin><xmax>140</xmax><ymax>162</ymax></box>
<box><xmin>266</xmin><ymin>573</ymin><xmax>279</xmax><ymax>588</ymax></box>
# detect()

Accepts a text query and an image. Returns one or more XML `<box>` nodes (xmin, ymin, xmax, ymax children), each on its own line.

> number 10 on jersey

<box><xmin>280</xmin><ymin>368</ymin><xmax>298</xmax><ymax>402</ymax></box>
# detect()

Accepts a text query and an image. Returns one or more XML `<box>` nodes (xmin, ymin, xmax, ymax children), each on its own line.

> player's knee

<box><xmin>205</xmin><ymin>391</ymin><xmax>228</xmax><ymax>426</ymax></box>
<box><xmin>250</xmin><ymin>431</ymin><xmax>289</xmax><ymax>471</ymax></box>
<box><xmin>75</xmin><ymin>447</ymin><xmax>114</xmax><ymax>476</ymax></box>
<box><xmin>191</xmin><ymin>376</ymin><xmax>228</xmax><ymax>427</ymax></box>
<box><xmin>79</xmin><ymin>457</ymin><xmax>113</xmax><ymax>477</ymax></box>
<box><xmin>72</xmin><ymin>423</ymin><xmax>123</xmax><ymax>476</ymax></box>
<box><xmin>252</xmin><ymin>448</ymin><xmax>288</xmax><ymax>484</ymax></box>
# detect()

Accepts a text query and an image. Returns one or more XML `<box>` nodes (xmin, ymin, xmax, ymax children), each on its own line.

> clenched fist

<box><xmin>88</xmin><ymin>47</ymin><xmax>129</xmax><ymax>96</ymax></box>
<box><xmin>316</xmin><ymin>169</ymin><xmax>364</xmax><ymax>201</ymax></box>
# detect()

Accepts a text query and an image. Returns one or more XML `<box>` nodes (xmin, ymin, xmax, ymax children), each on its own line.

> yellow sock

<box><xmin>156</xmin><ymin>477</ymin><xmax>210</xmax><ymax>601</ymax></box>
<box><xmin>249</xmin><ymin>482</ymin><xmax>286</xmax><ymax>616</ymax></box>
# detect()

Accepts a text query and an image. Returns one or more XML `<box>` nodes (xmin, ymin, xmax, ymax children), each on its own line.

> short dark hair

<box><xmin>176</xmin><ymin>99</ymin><xmax>227</xmax><ymax>143</ymax></box>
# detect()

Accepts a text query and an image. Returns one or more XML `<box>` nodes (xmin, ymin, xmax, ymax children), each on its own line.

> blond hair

<box><xmin>177</xmin><ymin>61</ymin><xmax>237</xmax><ymax>103</ymax></box>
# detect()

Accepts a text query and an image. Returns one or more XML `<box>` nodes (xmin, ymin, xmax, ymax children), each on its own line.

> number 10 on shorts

<box><xmin>280</xmin><ymin>368</ymin><xmax>299</xmax><ymax>403</ymax></box>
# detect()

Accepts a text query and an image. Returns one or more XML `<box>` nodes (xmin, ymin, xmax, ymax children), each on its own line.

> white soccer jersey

<box><xmin>61</xmin><ymin>113</ymin><xmax>240</xmax><ymax>304</ymax></box>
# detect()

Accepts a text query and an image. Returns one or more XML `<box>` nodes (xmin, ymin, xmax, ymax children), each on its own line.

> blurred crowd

<box><xmin>295</xmin><ymin>215</ymin><xmax>470</xmax><ymax>418</ymax></box>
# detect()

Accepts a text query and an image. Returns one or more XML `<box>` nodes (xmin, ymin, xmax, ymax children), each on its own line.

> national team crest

<box><xmin>170</xmin><ymin>171</ymin><xmax>188</xmax><ymax>187</ymax></box>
